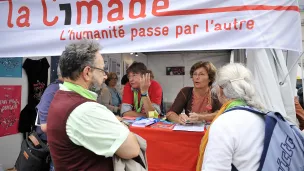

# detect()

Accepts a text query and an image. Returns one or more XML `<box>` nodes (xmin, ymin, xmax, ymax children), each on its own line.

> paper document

<box><xmin>173</xmin><ymin>123</ymin><xmax>205</xmax><ymax>132</ymax></box>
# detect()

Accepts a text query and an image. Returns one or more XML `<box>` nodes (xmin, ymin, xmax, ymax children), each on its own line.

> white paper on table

<box><xmin>173</xmin><ymin>123</ymin><xmax>205</xmax><ymax>132</ymax></box>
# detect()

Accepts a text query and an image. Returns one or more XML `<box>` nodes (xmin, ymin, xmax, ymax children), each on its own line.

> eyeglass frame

<box><xmin>89</xmin><ymin>66</ymin><xmax>107</xmax><ymax>76</ymax></box>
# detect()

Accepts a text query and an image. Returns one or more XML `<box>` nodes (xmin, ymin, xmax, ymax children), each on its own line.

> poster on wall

<box><xmin>0</xmin><ymin>86</ymin><xmax>21</xmax><ymax>137</ymax></box>
<box><xmin>117</xmin><ymin>63</ymin><xmax>121</xmax><ymax>76</ymax></box>
<box><xmin>0</xmin><ymin>58</ymin><xmax>22</xmax><ymax>77</ymax></box>
<box><xmin>104</xmin><ymin>55</ymin><xmax>109</xmax><ymax>72</ymax></box>
<box><xmin>50</xmin><ymin>56</ymin><xmax>60</xmax><ymax>82</ymax></box>
<box><xmin>116</xmin><ymin>62</ymin><xmax>121</xmax><ymax>86</ymax></box>
<box><xmin>110</xmin><ymin>59</ymin><xmax>117</xmax><ymax>73</ymax></box>
<box><xmin>123</xmin><ymin>62</ymin><xmax>130</xmax><ymax>75</ymax></box>
<box><xmin>166</xmin><ymin>66</ymin><xmax>185</xmax><ymax>75</ymax></box>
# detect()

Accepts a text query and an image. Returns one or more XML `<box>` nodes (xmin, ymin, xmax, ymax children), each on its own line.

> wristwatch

<box><xmin>141</xmin><ymin>92</ymin><xmax>148</xmax><ymax>97</ymax></box>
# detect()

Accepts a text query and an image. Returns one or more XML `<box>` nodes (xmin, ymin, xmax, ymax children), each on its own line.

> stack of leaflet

<box><xmin>132</xmin><ymin>118</ymin><xmax>158</xmax><ymax>127</ymax></box>
<box><xmin>122</xmin><ymin>116</ymin><xmax>137</xmax><ymax>125</ymax></box>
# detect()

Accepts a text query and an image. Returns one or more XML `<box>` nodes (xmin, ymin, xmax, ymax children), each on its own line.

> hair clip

<box><xmin>230</xmin><ymin>78</ymin><xmax>244</xmax><ymax>83</ymax></box>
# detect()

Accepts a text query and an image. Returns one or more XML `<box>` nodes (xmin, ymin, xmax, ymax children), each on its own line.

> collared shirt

<box><xmin>60</xmin><ymin>83</ymin><xmax>129</xmax><ymax>157</ymax></box>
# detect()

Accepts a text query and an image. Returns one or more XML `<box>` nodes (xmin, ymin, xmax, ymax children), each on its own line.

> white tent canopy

<box><xmin>0</xmin><ymin>0</ymin><xmax>302</xmax><ymax>124</ymax></box>
<box><xmin>0</xmin><ymin>0</ymin><xmax>301</xmax><ymax>57</ymax></box>
<box><xmin>247</xmin><ymin>49</ymin><xmax>300</xmax><ymax>125</ymax></box>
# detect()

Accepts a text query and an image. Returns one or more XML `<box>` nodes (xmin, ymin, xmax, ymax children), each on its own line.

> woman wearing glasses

<box><xmin>98</xmin><ymin>72</ymin><xmax>122</xmax><ymax>115</ymax></box>
<box><xmin>166</xmin><ymin>61</ymin><xmax>221</xmax><ymax>124</ymax></box>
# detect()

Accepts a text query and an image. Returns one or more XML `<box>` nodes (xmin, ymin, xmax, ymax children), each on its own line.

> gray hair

<box><xmin>59</xmin><ymin>40</ymin><xmax>101</xmax><ymax>80</ymax></box>
<box><xmin>216</xmin><ymin>63</ymin><xmax>264</xmax><ymax>110</ymax></box>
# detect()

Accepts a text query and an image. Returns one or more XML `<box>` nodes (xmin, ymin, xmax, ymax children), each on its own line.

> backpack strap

<box><xmin>224</xmin><ymin>106</ymin><xmax>271</xmax><ymax>171</ymax></box>
<box><xmin>224</xmin><ymin>106</ymin><xmax>266</xmax><ymax>116</ymax></box>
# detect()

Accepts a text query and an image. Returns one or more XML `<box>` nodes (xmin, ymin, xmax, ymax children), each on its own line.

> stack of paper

<box><xmin>173</xmin><ymin>123</ymin><xmax>205</xmax><ymax>132</ymax></box>
<box><xmin>132</xmin><ymin>118</ymin><xmax>156</xmax><ymax>127</ymax></box>
<box><xmin>122</xmin><ymin>116</ymin><xmax>137</xmax><ymax>124</ymax></box>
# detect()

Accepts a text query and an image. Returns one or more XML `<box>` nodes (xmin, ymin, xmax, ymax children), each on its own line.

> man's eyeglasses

<box><xmin>90</xmin><ymin>66</ymin><xmax>106</xmax><ymax>76</ymax></box>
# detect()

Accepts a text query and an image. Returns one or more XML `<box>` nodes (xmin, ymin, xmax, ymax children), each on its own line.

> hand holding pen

<box><xmin>178</xmin><ymin>113</ymin><xmax>189</xmax><ymax>125</ymax></box>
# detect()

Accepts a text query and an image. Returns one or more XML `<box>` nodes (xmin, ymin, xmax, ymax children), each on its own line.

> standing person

<box><xmin>166</xmin><ymin>61</ymin><xmax>221</xmax><ymax>124</ymax></box>
<box><xmin>36</xmin><ymin>65</ymin><xmax>63</xmax><ymax>139</ymax></box>
<box><xmin>197</xmin><ymin>63</ymin><xmax>265</xmax><ymax>171</ymax></box>
<box><xmin>47</xmin><ymin>40</ymin><xmax>140</xmax><ymax>171</ymax></box>
<box><xmin>35</xmin><ymin>65</ymin><xmax>63</xmax><ymax>171</ymax></box>
<box><xmin>121</xmin><ymin>62</ymin><xmax>163</xmax><ymax>117</ymax></box>
<box><xmin>98</xmin><ymin>72</ymin><xmax>122</xmax><ymax>115</ymax></box>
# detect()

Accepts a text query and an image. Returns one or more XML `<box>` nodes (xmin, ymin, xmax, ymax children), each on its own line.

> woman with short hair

<box><xmin>166</xmin><ymin>61</ymin><xmax>221</xmax><ymax>124</ymax></box>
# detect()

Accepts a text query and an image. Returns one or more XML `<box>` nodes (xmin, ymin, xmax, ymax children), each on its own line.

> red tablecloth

<box><xmin>130</xmin><ymin>126</ymin><xmax>205</xmax><ymax>171</ymax></box>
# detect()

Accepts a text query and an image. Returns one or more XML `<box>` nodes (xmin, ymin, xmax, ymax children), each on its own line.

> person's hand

<box><xmin>140</xmin><ymin>73</ymin><xmax>151</xmax><ymax>94</ymax></box>
<box><xmin>188</xmin><ymin>113</ymin><xmax>202</xmax><ymax>123</ymax></box>
<box><xmin>179</xmin><ymin>113</ymin><xmax>189</xmax><ymax>125</ymax></box>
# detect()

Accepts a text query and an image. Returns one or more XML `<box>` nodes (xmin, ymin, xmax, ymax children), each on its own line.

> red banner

<box><xmin>0</xmin><ymin>85</ymin><xmax>21</xmax><ymax>137</ymax></box>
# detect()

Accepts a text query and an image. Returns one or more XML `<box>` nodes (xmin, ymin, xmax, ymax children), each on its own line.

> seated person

<box><xmin>166</xmin><ymin>61</ymin><xmax>221</xmax><ymax>124</ymax></box>
<box><xmin>121</xmin><ymin>62</ymin><xmax>162</xmax><ymax>117</ymax></box>
<box><xmin>98</xmin><ymin>72</ymin><xmax>122</xmax><ymax>115</ymax></box>
<box><xmin>198</xmin><ymin>63</ymin><xmax>265</xmax><ymax>171</ymax></box>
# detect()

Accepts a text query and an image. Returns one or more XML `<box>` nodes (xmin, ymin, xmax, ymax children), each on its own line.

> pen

<box><xmin>186</xmin><ymin>110</ymin><xmax>192</xmax><ymax>123</ymax></box>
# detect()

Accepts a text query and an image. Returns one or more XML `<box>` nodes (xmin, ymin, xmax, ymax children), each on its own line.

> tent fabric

<box><xmin>246</xmin><ymin>49</ymin><xmax>299</xmax><ymax>126</ymax></box>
